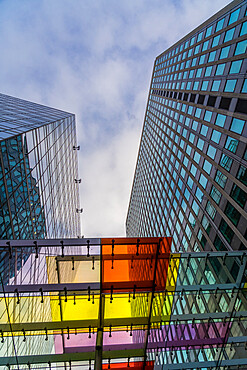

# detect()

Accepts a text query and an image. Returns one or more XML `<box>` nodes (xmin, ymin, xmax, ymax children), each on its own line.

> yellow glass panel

<box><xmin>104</xmin><ymin>293</ymin><xmax>150</xmax><ymax>319</ymax></box>
<box><xmin>60</xmin><ymin>295</ymin><xmax>99</xmax><ymax>321</ymax></box>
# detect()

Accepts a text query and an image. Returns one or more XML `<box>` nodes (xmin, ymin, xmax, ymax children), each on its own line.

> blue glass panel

<box><xmin>224</xmin><ymin>79</ymin><xmax>237</xmax><ymax>92</ymax></box>
<box><xmin>229</xmin><ymin>59</ymin><xmax>242</xmax><ymax>74</ymax></box>
<box><xmin>208</xmin><ymin>51</ymin><xmax>216</xmax><ymax>62</ymax></box>
<box><xmin>211</xmin><ymin>130</ymin><xmax>221</xmax><ymax>143</ymax></box>
<box><xmin>211</xmin><ymin>80</ymin><xmax>221</xmax><ymax>91</ymax></box>
<box><xmin>207</xmin><ymin>145</ymin><xmax>217</xmax><ymax>160</ymax></box>
<box><xmin>230</xmin><ymin>118</ymin><xmax>245</xmax><ymax>134</ymax></box>
<box><xmin>215</xmin><ymin>114</ymin><xmax>226</xmax><ymax>127</ymax></box>
<box><xmin>203</xmin><ymin>160</ymin><xmax>212</xmax><ymax>174</ymax></box>
<box><xmin>201</xmin><ymin>81</ymin><xmax>209</xmax><ymax>90</ymax></box>
<box><xmin>205</xmin><ymin>26</ymin><xmax>213</xmax><ymax>37</ymax></box>
<box><xmin>220</xmin><ymin>46</ymin><xmax>230</xmax><ymax>59</ymax></box>
<box><xmin>193</xmin><ymin>81</ymin><xmax>199</xmax><ymax>90</ymax></box>
<box><xmin>212</xmin><ymin>35</ymin><xmax>220</xmax><ymax>47</ymax></box>
<box><xmin>235</xmin><ymin>40</ymin><xmax>247</xmax><ymax>55</ymax></box>
<box><xmin>205</xmin><ymin>66</ymin><xmax>212</xmax><ymax>77</ymax></box>
<box><xmin>224</xmin><ymin>27</ymin><xmax>235</xmax><ymax>42</ymax></box>
<box><xmin>204</xmin><ymin>111</ymin><xmax>212</xmax><ymax>122</ymax></box>
<box><xmin>225</xmin><ymin>136</ymin><xmax>238</xmax><ymax>153</ymax></box>
<box><xmin>242</xmin><ymin>79</ymin><xmax>247</xmax><ymax>93</ymax></box>
<box><xmin>228</xmin><ymin>8</ymin><xmax>240</xmax><ymax>25</ymax></box>
<box><xmin>240</xmin><ymin>21</ymin><xmax>247</xmax><ymax>36</ymax></box>
<box><xmin>215</xmin><ymin>63</ymin><xmax>225</xmax><ymax>75</ymax></box>
<box><xmin>216</xmin><ymin>17</ymin><xmax>225</xmax><ymax>31</ymax></box>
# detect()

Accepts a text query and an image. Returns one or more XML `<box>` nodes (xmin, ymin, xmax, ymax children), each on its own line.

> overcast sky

<box><xmin>0</xmin><ymin>0</ymin><xmax>231</xmax><ymax>237</ymax></box>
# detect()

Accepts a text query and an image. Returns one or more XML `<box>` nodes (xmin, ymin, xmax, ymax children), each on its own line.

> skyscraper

<box><xmin>0</xmin><ymin>92</ymin><xmax>81</xmax><ymax>282</ymax></box>
<box><xmin>127</xmin><ymin>0</ymin><xmax>247</xmax><ymax>253</ymax></box>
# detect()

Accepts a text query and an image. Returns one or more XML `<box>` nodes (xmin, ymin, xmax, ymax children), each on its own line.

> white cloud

<box><xmin>0</xmin><ymin>0</ymin><xmax>231</xmax><ymax>236</ymax></box>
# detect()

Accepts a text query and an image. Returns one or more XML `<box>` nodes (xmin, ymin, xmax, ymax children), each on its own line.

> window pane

<box><xmin>207</xmin><ymin>145</ymin><xmax>216</xmax><ymax>159</ymax></box>
<box><xmin>215</xmin><ymin>63</ymin><xmax>225</xmax><ymax>75</ymax></box>
<box><xmin>230</xmin><ymin>117</ymin><xmax>245</xmax><ymax>134</ymax></box>
<box><xmin>220</xmin><ymin>46</ymin><xmax>230</xmax><ymax>59</ymax></box>
<box><xmin>220</xmin><ymin>154</ymin><xmax>233</xmax><ymax>171</ymax></box>
<box><xmin>240</xmin><ymin>21</ymin><xmax>247</xmax><ymax>36</ymax></box>
<box><xmin>206</xmin><ymin>26</ymin><xmax>213</xmax><ymax>37</ymax></box>
<box><xmin>228</xmin><ymin>8</ymin><xmax>240</xmax><ymax>25</ymax></box>
<box><xmin>206</xmin><ymin>200</ymin><xmax>216</xmax><ymax>220</ymax></box>
<box><xmin>219</xmin><ymin>219</ymin><xmax>234</xmax><ymax>243</ymax></box>
<box><xmin>205</xmin><ymin>66</ymin><xmax>212</xmax><ymax>77</ymax></box>
<box><xmin>225</xmin><ymin>136</ymin><xmax>238</xmax><ymax>153</ymax></box>
<box><xmin>215</xmin><ymin>114</ymin><xmax>226</xmax><ymax>127</ymax></box>
<box><xmin>231</xmin><ymin>184</ymin><xmax>247</xmax><ymax>208</ymax></box>
<box><xmin>235</xmin><ymin>40</ymin><xmax>247</xmax><ymax>55</ymax></box>
<box><xmin>211</xmin><ymin>130</ymin><xmax>221</xmax><ymax>143</ymax></box>
<box><xmin>211</xmin><ymin>80</ymin><xmax>221</xmax><ymax>91</ymax></box>
<box><xmin>203</xmin><ymin>160</ymin><xmax>212</xmax><ymax>174</ymax></box>
<box><xmin>215</xmin><ymin>170</ymin><xmax>227</xmax><ymax>189</ymax></box>
<box><xmin>224</xmin><ymin>79</ymin><xmax>237</xmax><ymax>92</ymax></box>
<box><xmin>216</xmin><ymin>18</ymin><xmax>225</xmax><ymax>32</ymax></box>
<box><xmin>210</xmin><ymin>185</ymin><xmax>221</xmax><ymax>204</ymax></box>
<box><xmin>201</xmin><ymin>81</ymin><xmax>209</xmax><ymax>90</ymax></box>
<box><xmin>208</xmin><ymin>51</ymin><xmax>216</xmax><ymax>62</ymax></box>
<box><xmin>224</xmin><ymin>27</ymin><xmax>235</xmax><ymax>42</ymax></box>
<box><xmin>242</xmin><ymin>79</ymin><xmax>247</xmax><ymax>93</ymax></box>
<box><xmin>237</xmin><ymin>165</ymin><xmax>247</xmax><ymax>186</ymax></box>
<box><xmin>229</xmin><ymin>60</ymin><xmax>242</xmax><ymax>74</ymax></box>
<box><xmin>212</xmin><ymin>35</ymin><xmax>220</xmax><ymax>47</ymax></box>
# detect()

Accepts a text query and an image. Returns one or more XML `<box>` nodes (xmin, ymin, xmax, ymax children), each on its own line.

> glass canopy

<box><xmin>0</xmin><ymin>237</ymin><xmax>246</xmax><ymax>369</ymax></box>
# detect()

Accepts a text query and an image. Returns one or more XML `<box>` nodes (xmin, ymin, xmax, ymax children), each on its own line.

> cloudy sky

<box><xmin>0</xmin><ymin>0</ymin><xmax>231</xmax><ymax>237</ymax></box>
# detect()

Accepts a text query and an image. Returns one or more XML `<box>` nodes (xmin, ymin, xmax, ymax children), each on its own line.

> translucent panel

<box><xmin>224</xmin><ymin>79</ymin><xmax>237</xmax><ymax>92</ymax></box>
<box><xmin>230</xmin><ymin>117</ymin><xmax>245</xmax><ymax>134</ymax></box>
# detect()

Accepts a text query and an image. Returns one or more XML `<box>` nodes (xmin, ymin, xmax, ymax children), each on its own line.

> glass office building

<box><xmin>127</xmin><ymin>0</ymin><xmax>247</xmax><ymax>253</ymax></box>
<box><xmin>0</xmin><ymin>92</ymin><xmax>81</xmax><ymax>282</ymax></box>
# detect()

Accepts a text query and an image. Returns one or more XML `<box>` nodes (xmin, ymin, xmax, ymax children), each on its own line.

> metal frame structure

<box><xmin>0</xmin><ymin>237</ymin><xmax>246</xmax><ymax>369</ymax></box>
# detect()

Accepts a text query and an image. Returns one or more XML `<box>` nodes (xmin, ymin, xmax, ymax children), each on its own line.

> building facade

<box><xmin>126</xmin><ymin>0</ymin><xmax>247</xmax><ymax>253</ymax></box>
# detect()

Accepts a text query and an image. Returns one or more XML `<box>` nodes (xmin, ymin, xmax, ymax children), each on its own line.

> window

<box><xmin>199</xmin><ymin>55</ymin><xmax>206</xmax><ymax>65</ymax></box>
<box><xmin>229</xmin><ymin>60</ymin><xmax>242</xmax><ymax>74</ymax></box>
<box><xmin>214</xmin><ymin>235</ymin><xmax>226</xmax><ymax>251</ymax></box>
<box><xmin>215</xmin><ymin>63</ymin><xmax>225</xmax><ymax>75</ymax></box>
<box><xmin>220</xmin><ymin>46</ymin><xmax>230</xmax><ymax>59</ymax></box>
<box><xmin>200</xmin><ymin>124</ymin><xmax>208</xmax><ymax>136</ymax></box>
<box><xmin>211</xmin><ymin>130</ymin><xmax>221</xmax><ymax>144</ymax></box>
<box><xmin>210</xmin><ymin>185</ymin><xmax>221</xmax><ymax>204</ymax></box>
<box><xmin>206</xmin><ymin>200</ymin><xmax>216</xmax><ymax>220</ymax></box>
<box><xmin>242</xmin><ymin>79</ymin><xmax>247</xmax><ymax>93</ymax></box>
<box><xmin>202</xmin><ymin>215</ymin><xmax>211</xmax><ymax>235</ymax></box>
<box><xmin>225</xmin><ymin>136</ymin><xmax>238</xmax><ymax>153</ymax></box>
<box><xmin>202</xmin><ymin>40</ymin><xmax>209</xmax><ymax>51</ymax></box>
<box><xmin>204</xmin><ymin>111</ymin><xmax>212</xmax><ymax>122</ymax></box>
<box><xmin>197</xmin><ymin>138</ymin><xmax>204</xmax><ymax>151</ymax></box>
<box><xmin>201</xmin><ymin>81</ymin><xmax>209</xmax><ymax>90</ymax></box>
<box><xmin>237</xmin><ymin>165</ymin><xmax>247</xmax><ymax>186</ymax></box>
<box><xmin>199</xmin><ymin>174</ymin><xmax>208</xmax><ymax>189</ymax></box>
<box><xmin>231</xmin><ymin>184</ymin><xmax>247</xmax><ymax>208</ymax></box>
<box><xmin>193</xmin><ymin>81</ymin><xmax>199</xmax><ymax>90</ymax></box>
<box><xmin>240</xmin><ymin>21</ymin><xmax>247</xmax><ymax>36</ymax></box>
<box><xmin>228</xmin><ymin>8</ymin><xmax>240</xmax><ymax>25</ymax></box>
<box><xmin>235</xmin><ymin>40</ymin><xmax>247</xmax><ymax>55</ymax></box>
<box><xmin>224</xmin><ymin>27</ymin><xmax>235</xmax><ymax>42</ymax></box>
<box><xmin>225</xmin><ymin>201</ymin><xmax>240</xmax><ymax>226</ymax></box>
<box><xmin>230</xmin><ymin>118</ymin><xmax>245</xmax><ymax>134</ymax></box>
<box><xmin>193</xmin><ymin>151</ymin><xmax>201</xmax><ymax>164</ymax></box>
<box><xmin>192</xmin><ymin>120</ymin><xmax>198</xmax><ymax>131</ymax></box>
<box><xmin>197</xmin><ymin>32</ymin><xmax>203</xmax><ymax>42</ymax></box>
<box><xmin>215</xmin><ymin>114</ymin><xmax>226</xmax><ymax>127</ymax></box>
<box><xmin>208</xmin><ymin>51</ymin><xmax>216</xmax><ymax>62</ymax></box>
<box><xmin>205</xmin><ymin>66</ymin><xmax>212</xmax><ymax>77</ymax></box>
<box><xmin>190</xmin><ymin>163</ymin><xmax>197</xmax><ymax>177</ymax></box>
<box><xmin>206</xmin><ymin>26</ymin><xmax>213</xmax><ymax>37</ymax></box>
<box><xmin>224</xmin><ymin>79</ymin><xmax>237</xmax><ymax>92</ymax></box>
<box><xmin>211</xmin><ymin>80</ymin><xmax>221</xmax><ymax>91</ymax></box>
<box><xmin>212</xmin><ymin>35</ymin><xmax>220</xmax><ymax>47</ymax></box>
<box><xmin>220</xmin><ymin>154</ymin><xmax>233</xmax><ymax>172</ymax></box>
<box><xmin>203</xmin><ymin>160</ymin><xmax>212</xmax><ymax>174</ymax></box>
<box><xmin>216</xmin><ymin>18</ymin><xmax>225</xmax><ymax>32</ymax></box>
<box><xmin>207</xmin><ymin>145</ymin><xmax>216</xmax><ymax>159</ymax></box>
<box><xmin>215</xmin><ymin>170</ymin><xmax>227</xmax><ymax>189</ymax></box>
<box><xmin>196</xmin><ymin>68</ymin><xmax>202</xmax><ymax>78</ymax></box>
<box><xmin>219</xmin><ymin>219</ymin><xmax>234</xmax><ymax>244</ymax></box>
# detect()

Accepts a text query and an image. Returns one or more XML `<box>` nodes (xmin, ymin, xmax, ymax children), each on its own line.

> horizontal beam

<box><xmin>1</xmin><ymin>311</ymin><xmax>246</xmax><ymax>333</ymax></box>
<box><xmin>1</xmin><ymin>282</ymin><xmax>243</xmax><ymax>295</ymax></box>
<box><xmin>0</xmin><ymin>348</ymin><xmax>145</xmax><ymax>366</ymax></box>
<box><xmin>155</xmin><ymin>358</ymin><xmax>247</xmax><ymax>369</ymax></box>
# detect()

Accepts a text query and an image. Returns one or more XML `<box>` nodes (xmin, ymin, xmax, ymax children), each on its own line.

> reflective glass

<box><xmin>224</xmin><ymin>27</ymin><xmax>235</xmax><ymax>42</ymax></box>
<box><xmin>212</xmin><ymin>35</ymin><xmax>220</xmax><ymax>47</ymax></box>
<box><xmin>228</xmin><ymin>8</ymin><xmax>240</xmax><ymax>25</ymax></box>
<box><xmin>235</xmin><ymin>40</ymin><xmax>247</xmax><ymax>55</ymax></box>
<box><xmin>229</xmin><ymin>59</ymin><xmax>242</xmax><ymax>74</ymax></box>
<box><xmin>225</xmin><ymin>136</ymin><xmax>238</xmax><ymax>153</ymax></box>
<box><xmin>215</xmin><ymin>114</ymin><xmax>226</xmax><ymax>127</ymax></box>
<box><xmin>240</xmin><ymin>21</ymin><xmax>247</xmax><ymax>36</ymax></box>
<box><xmin>208</xmin><ymin>50</ymin><xmax>216</xmax><ymax>62</ymax></box>
<box><xmin>205</xmin><ymin>66</ymin><xmax>212</xmax><ymax>76</ymax></box>
<box><xmin>205</xmin><ymin>25</ymin><xmax>213</xmax><ymax>37</ymax></box>
<box><xmin>215</xmin><ymin>63</ymin><xmax>225</xmax><ymax>75</ymax></box>
<box><xmin>242</xmin><ymin>79</ymin><xmax>247</xmax><ymax>93</ymax></box>
<box><xmin>207</xmin><ymin>145</ymin><xmax>216</xmax><ymax>159</ymax></box>
<box><xmin>220</xmin><ymin>46</ymin><xmax>230</xmax><ymax>59</ymax></box>
<box><xmin>230</xmin><ymin>117</ymin><xmax>245</xmax><ymax>134</ymax></box>
<box><xmin>224</xmin><ymin>79</ymin><xmax>237</xmax><ymax>92</ymax></box>
<box><xmin>216</xmin><ymin>17</ymin><xmax>225</xmax><ymax>31</ymax></box>
<box><xmin>211</xmin><ymin>80</ymin><xmax>221</xmax><ymax>91</ymax></box>
<box><xmin>201</xmin><ymin>81</ymin><xmax>209</xmax><ymax>90</ymax></box>
<box><xmin>211</xmin><ymin>130</ymin><xmax>221</xmax><ymax>143</ymax></box>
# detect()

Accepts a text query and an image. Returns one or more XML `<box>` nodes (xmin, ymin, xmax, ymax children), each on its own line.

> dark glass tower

<box><xmin>0</xmin><ymin>93</ymin><xmax>81</xmax><ymax>283</ymax></box>
<box><xmin>127</xmin><ymin>0</ymin><xmax>247</xmax><ymax>253</ymax></box>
